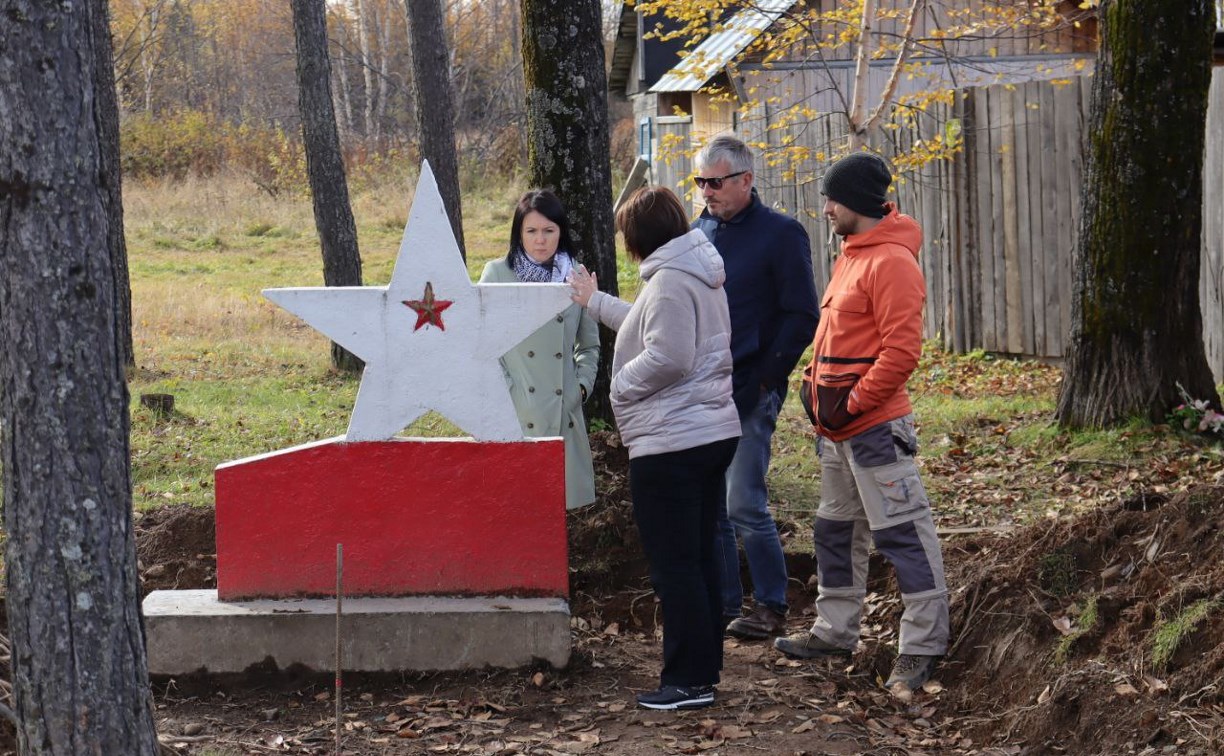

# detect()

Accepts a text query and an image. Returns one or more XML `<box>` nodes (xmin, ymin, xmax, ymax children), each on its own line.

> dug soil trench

<box><xmin>0</xmin><ymin>433</ymin><xmax>1220</xmax><ymax>754</ymax></box>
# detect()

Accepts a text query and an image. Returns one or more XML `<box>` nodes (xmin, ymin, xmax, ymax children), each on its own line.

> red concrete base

<box><xmin>215</xmin><ymin>437</ymin><xmax>567</xmax><ymax>600</ymax></box>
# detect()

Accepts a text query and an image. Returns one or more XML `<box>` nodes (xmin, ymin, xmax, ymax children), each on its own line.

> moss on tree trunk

<box><xmin>1057</xmin><ymin>0</ymin><xmax>1219</xmax><ymax>427</ymax></box>
<box><xmin>520</xmin><ymin>0</ymin><xmax>619</xmax><ymax>426</ymax></box>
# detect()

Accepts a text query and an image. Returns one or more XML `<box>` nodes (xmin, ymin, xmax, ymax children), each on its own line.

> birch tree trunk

<box><xmin>521</xmin><ymin>0</ymin><xmax>618</xmax><ymax>425</ymax></box>
<box><xmin>847</xmin><ymin>0</ymin><xmax>877</xmax><ymax>150</ymax></box>
<box><xmin>0</xmin><ymin>1</ymin><xmax>160</xmax><ymax>751</ymax></box>
<box><xmin>291</xmin><ymin>0</ymin><xmax>365</xmax><ymax>372</ymax></box>
<box><xmin>354</xmin><ymin>0</ymin><xmax>377</xmax><ymax>140</ymax></box>
<box><xmin>376</xmin><ymin>5</ymin><xmax>392</xmax><ymax>135</ymax></box>
<box><xmin>138</xmin><ymin>0</ymin><xmax>159</xmax><ymax>111</ymax></box>
<box><xmin>334</xmin><ymin>22</ymin><xmax>355</xmax><ymax>138</ymax></box>
<box><xmin>1056</xmin><ymin>0</ymin><xmax>1219</xmax><ymax>426</ymax></box>
<box><xmin>404</xmin><ymin>0</ymin><xmax>466</xmax><ymax>257</ymax></box>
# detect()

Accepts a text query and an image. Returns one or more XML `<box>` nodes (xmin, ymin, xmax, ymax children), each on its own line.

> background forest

<box><xmin>113</xmin><ymin>0</ymin><xmax>635</xmax><ymax>191</ymax></box>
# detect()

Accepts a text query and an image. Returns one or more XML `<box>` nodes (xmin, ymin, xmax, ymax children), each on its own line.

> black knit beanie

<box><xmin>821</xmin><ymin>153</ymin><xmax>892</xmax><ymax>219</ymax></box>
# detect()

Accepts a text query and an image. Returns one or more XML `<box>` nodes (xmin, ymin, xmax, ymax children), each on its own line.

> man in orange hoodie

<box><xmin>774</xmin><ymin>153</ymin><xmax>949</xmax><ymax>692</ymax></box>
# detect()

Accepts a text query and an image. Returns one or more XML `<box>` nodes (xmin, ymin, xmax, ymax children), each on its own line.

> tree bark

<box><xmin>1056</xmin><ymin>0</ymin><xmax>1219</xmax><ymax>427</ymax></box>
<box><xmin>91</xmin><ymin>0</ymin><xmax>136</xmax><ymax>371</ymax></box>
<box><xmin>0</xmin><ymin>1</ymin><xmax>160</xmax><ymax>751</ymax></box>
<box><xmin>520</xmin><ymin>0</ymin><xmax>618</xmax><ymax>426</ymax></box>
<box><xmin>404</xmin><ymin>0</ymin><xmax>466</xmax><ymax>258</ymax></box>
<box><xmin>291</xmin><ymin>0</ymin><xmax>365</xmax><ymax>372</ymax></box>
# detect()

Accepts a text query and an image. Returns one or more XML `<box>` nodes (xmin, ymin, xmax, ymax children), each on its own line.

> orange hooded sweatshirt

<box><xmin>803</xmin><ymin>204</ymin><xmax>925</xmax><ymax>441</ymax></box>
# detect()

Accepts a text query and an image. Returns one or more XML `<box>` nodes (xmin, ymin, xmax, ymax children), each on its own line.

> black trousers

<box><xmin>629</xmin><ymin>437</ymin><xmax>739</xmax><ymax>687</ymax></box>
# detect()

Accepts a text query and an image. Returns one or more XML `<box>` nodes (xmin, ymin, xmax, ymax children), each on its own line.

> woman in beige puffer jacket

<box><xmin>569</xmin><ymin>186</ymin><xmax>740</xmax><ymax>711</ymax></box>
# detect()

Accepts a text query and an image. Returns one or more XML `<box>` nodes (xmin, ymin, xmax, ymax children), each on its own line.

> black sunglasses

<box><xmin>693</xmin><ymin>171</ymin><xmax>747</xmax><ymax>190</ymax></box>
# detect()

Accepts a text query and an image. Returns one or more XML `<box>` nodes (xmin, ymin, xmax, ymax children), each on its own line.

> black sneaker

<box><xmin>635</xmin><ymin>684</ymin><xmax>716</xmax><ymax>710</ymax></box>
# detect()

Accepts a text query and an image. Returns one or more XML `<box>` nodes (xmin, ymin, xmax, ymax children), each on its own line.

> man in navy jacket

<box><xmin>693</xmin><ymin>135</ymin><xmax>820</xmax><ymax>639</ymax></box>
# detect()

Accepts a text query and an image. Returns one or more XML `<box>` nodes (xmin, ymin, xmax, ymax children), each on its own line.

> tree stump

<box><xmin>140</xmin><ymin>393</ymin><xmax>175</xmax><ymax>416</ymax></box>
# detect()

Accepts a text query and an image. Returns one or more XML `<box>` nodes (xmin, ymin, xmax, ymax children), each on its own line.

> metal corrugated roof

<box><xmin>649</xmin><ymin>0</ymin><xmax>794</xmax><ymax>93</ymax></box>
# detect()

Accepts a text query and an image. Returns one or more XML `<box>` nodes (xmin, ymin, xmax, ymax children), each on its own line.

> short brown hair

<box><xmin>615</xmin><ymin>187</ymin><xmax>690</xmax><ymax>261</ymax></box>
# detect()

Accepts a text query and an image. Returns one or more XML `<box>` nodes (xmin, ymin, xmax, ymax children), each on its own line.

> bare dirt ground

<box><xmin>3</xmin><ymin>433</ymin><xmax>1223</xmax><ymax>755</ymax></box>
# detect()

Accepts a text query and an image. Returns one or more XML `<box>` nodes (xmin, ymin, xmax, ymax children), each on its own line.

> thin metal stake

<box><xmin>335</xmin><ymin>543</ymin><xmax>343</xmax><ymax>756</ymax></box>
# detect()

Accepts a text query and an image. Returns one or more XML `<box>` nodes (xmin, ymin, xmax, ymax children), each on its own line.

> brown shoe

<box><xmin>885</xmin><ymin>654</ymin><xmax>940</xmax><ymax>690</ymax></box>
<box><xmin>773</xmin><ymin>631</ymin><xmax>853</xmax><ymax>659</ymax></box>
<box><xmin>726</xmin><ymin>604</ymin><xmax>786</xmax><ymax>640</ymax></box>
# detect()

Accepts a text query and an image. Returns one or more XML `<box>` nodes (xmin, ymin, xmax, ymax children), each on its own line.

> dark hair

<box><xmin>615</xmin><ymin>186</ymin><xmax>690</xmax><ymax>261</ymax></box>
<box><xmin>507</xmin><ymin>189</ymin><xmax>574</xmax><ymax>267</ymax></box>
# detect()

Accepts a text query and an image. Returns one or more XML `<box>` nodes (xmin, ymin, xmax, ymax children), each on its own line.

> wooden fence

<box><xmin>646</xmin><ymin>71</ymin><xmax>1224</xmax><ymax>380</ymax></box>
<box><xmin>1201</xmin><ymin>71</ymin><xmax>1224</xmax><ymax>380</ymax></box>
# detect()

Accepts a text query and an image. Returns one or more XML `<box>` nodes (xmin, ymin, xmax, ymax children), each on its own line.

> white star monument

<box><xmin>264</xmin><ymin>162</ymin><xmax>572</xmax><ymax>442</ymax></box>
<box><xmin>153</xmin><ymin>162</ymin><xmax>573</xmax><ymax>675</ymax></box>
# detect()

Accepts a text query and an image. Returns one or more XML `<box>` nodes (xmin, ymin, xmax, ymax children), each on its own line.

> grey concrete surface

<box><xmin>143</xmin><ymin>590</ymin><xmax>571</xmax><ymax>674</ymax></box>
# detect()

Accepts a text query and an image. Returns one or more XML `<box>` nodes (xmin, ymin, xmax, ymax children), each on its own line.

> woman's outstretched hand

<box><xmin>568</xmin><ymin>264</ymin><xmax>598</xmax><ymax>308</ymax></box>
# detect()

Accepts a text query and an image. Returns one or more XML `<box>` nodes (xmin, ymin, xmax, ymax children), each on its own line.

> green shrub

<box><xmin>229</xmin><ymin>123</ymin><xmax>308</xmax><ymax>198</ymax></box>
<box><xmin>120</xmin><ymin>109</ymin><xmax>229</xmax><ymax>179</ymax></box>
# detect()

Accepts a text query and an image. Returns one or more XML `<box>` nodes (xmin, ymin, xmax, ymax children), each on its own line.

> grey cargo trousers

<box><xmin>809</xmin><ymin>414</ymin><xmax>949</xmax><ymax>656</ymax></box>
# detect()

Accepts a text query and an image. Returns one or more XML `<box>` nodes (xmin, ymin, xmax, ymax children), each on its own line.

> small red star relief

<box><xmin>402</xmin><ymin>281</ymin><xmax>453</xmax><ymax>331</ymax></box>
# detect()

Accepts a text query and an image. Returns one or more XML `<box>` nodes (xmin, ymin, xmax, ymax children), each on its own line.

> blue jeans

<box><xmin>716</xmin><ymin>388</ymin><xmax>789</xmax><ymax>617</ymax></box>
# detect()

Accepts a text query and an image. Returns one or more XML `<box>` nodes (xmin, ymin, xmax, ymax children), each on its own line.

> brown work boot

<box><xmin>773</xmin><ymin>631</ymin><xmax>853</xmax><ymax>659</ymax></box>
<box><xmin>885</xmin><ymin>654</ymin><xmax>940</xmax><ymax>690</ymax></box>
<box><xmin>726</xmin><ymin>603</ymin><xmax>786</xmax><ymax>640</ymax></box>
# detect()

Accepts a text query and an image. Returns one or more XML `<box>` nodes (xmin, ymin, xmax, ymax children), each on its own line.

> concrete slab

<box><xmin>144</xmin><ymin>590</ymin><xmax>570</xmax><ymax>675</ymax></box>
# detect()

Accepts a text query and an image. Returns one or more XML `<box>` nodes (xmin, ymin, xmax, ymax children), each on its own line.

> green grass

<box><xmin>1054</xmin><ymin>594</ymin><xmax>1099</xmax><ymax>665</ymax></box>
<box><xmin>1150</xmin><ymin>598</ymin><xmax>1219</xmax><ymax>669</ymax></box>
<box><xmin>124</xmin><ymin>170</ymin><xmax>639</xmax><ymax>510</ymax></box>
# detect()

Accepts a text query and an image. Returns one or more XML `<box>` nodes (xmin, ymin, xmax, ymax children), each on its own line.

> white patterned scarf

<box><xmin>512</xmin><ymin>248</ymin><xmax>575</xmax><ymax>283</ymax></box>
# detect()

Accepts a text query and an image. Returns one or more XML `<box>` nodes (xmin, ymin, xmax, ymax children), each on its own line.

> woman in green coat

<box><xmin>480</xmin><ymin>190</ymin><xmax>600</xmax><ymax>509</ymax></box>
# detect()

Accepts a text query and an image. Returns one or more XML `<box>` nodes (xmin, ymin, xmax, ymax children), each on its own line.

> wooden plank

<box><xmin>936</xmin><ymin>110</ymin><xmax>956</xmax><ymax>350</ymax></box>
<box><xmin>653</xmin><ymin>119</ymin><xmax>693</xmax><ymax>200</ymax></box>
<box><xmin>1013</xmin><ymin>83</ymin><xmax>1034</xmax><ymax>355</ymax></box>
<box><xmin>1000</xmin><ymin>87</ymin><xmax>1023</xmax><ymax>354</ymax></box>
<box><xmin>692</xmin><ymin>91</ymin><xmax>735</xmax><ymax>142</ymax></box>
<box><xmin>1203</xmin><ymin>70</ymin><xmax>1224</xmax><ymax>379</ymax></box>
<box><xmin>1040</xmin><ymin>79</ymin><xmax>1063</xmax><ymax>359</ymax></box>
<box><xmin>812</xmin><ymin>114</ymin><xmax>841</xmax><ymax>300</ymax></box>
<box><xmin>955</xmin><ymin>90</ymin><xmax>977</xmax><ymax>351</ymax></box>
<box><xmin>1073</xmin><ymin>78</ymin><xmax>1088</xmax><ymax>349</ymax></box>
<box><xmin>940</xmin><ymin>103</ymin><xmax>959</xmax><ymax>349</ymax></box>
<box><xmin>927</xmin><ymin>119</ymin><xmax>946</xmax><ymax>345</ymax></box>
<box><xmin>1025</xmin><ymin>80</ymin><xmax>1047</xmax><ymax>357</ymax></box>
<box><xmin>990</xmin><ymin>87</ymin><xmax>1009</xmax><ymax>352</ymax></box>
<box><xmin>976</xmin><ymin>87</ymin><xmax>999</xmax><ymax>351</ymax></box>
<box><xmin>920</xmin><ymin>128</ymin><xmax>940</xmax><ymax>341</ymax></box>
<box><xmin>614</xmin><ymin>158</ymin><xmax>650</xmax><ymax>212</ymax></box>
<box><xmin>1057</xmin><ymin>77</ymin><xmax>1086</xmax><ymax>349</ymax></box>
<box><xmin>942</xmin><ymin>100</ymin><xmax>961</xmax><ymax>351</ymax></box>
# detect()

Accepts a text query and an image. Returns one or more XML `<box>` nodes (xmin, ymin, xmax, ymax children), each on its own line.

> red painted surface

<box><xmin>402</xmin><ymin>281</ymin><xmax>453</xmax><ymax>331</ymax></box>
<box><xmin>215</xmin><ymin>438</ymin><xmax>567</xmax><ymax>600</ymax></box>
